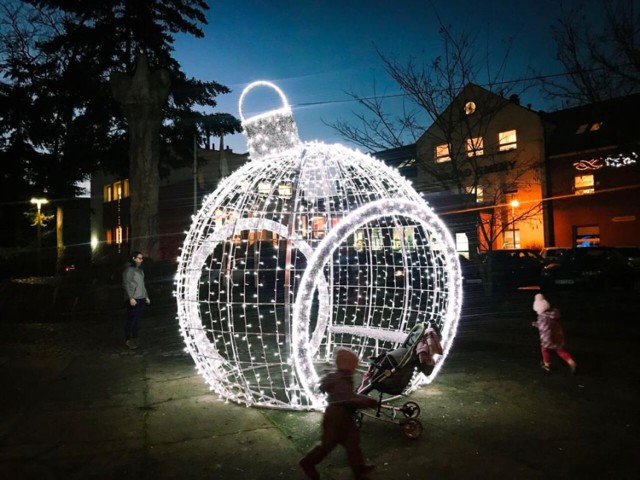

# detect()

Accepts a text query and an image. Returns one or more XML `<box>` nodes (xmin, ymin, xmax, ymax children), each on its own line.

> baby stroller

<box><xmin>355</xmin><ymin>323</ymin><xmax>442</xmax><ymax>439</ymax></box>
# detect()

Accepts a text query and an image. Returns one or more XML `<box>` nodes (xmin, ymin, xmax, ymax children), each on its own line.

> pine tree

<box><xmin>0</xmin><ymin>0</ymin><xmax>241</xmax><ymax>255</ymax></box>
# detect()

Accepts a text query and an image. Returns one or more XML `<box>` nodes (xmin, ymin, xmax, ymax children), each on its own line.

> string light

<box><xmin>175</xmin><ymin>81</ymin><xmax>462</xmax><ymax>410</ymax></box>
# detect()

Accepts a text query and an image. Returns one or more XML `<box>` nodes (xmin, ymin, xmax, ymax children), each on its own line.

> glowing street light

<box><xmin>510</xmin><ymin>199</ymin><xmax>519</xmax><ymax>249</ymax></box>
<box><xmin>31</xmin><ymin>197</ymin><xmax>49</xmax><ymax>273</ymax></box>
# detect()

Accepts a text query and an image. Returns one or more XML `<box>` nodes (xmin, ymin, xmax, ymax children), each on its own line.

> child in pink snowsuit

<box><xmin>532</xmin><ymin>293</ymin><xmax>577</xmax><ymax>373</ymax></box>
<box><xmin>299</xmin><ymin>348</ymin><xmax>378</xmax><ymax>480</ymax></box>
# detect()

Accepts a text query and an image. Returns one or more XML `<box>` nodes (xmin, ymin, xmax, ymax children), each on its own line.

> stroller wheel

<box><xmin>402</xmin><ymin>419</ymin><xmax>423</xmax><ymax>439</ymax></box>
<box><xmin>354</xmin><ymin>412</ymin><xmax>363</xmax><ymax>429</ymax></box>
<box><xmin>402</xmin><ymin>401</ymin><xmax>421</xmax><ymax>418</ymax></box>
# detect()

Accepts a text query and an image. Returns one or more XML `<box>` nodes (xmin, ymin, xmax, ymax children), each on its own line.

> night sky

<box><xmin>174</xmin><ymin>0</ymin><xmax>572</xmax><ymax>153</ymax></box>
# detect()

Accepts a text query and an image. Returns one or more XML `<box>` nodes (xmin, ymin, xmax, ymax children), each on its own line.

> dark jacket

<box><xmin>320</xmin><ymin>369</ymin><xmax>377</xmax><ymax>411</ymax></box>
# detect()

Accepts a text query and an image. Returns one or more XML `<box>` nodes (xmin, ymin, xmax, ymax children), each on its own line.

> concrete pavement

<box><xmin>1</xmin><ymin>287</ymin><xmax>639</xmax><ymax>479</ymax></box>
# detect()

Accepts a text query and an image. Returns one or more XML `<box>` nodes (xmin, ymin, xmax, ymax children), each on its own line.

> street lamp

<box><xmin>510</xmin><ymin>199</ymin><xmax>519</xmax><ymax>249</ymax></box>
<box><xmin>31</xmin><ymin>197</ymin><xmax>49</xmax><ymax>273</ymax></box>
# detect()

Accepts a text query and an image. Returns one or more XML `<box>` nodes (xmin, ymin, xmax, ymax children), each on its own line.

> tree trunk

<box><xmin>111</xmin><ymin>55</ymin><xmax>170</xmax><ymax>259</ymax></box>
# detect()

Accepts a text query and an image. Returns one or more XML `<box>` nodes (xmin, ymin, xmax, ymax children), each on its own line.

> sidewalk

<box><xmin>1</xmin><ymin>290</ymin><xmax>639</xmax><ymax>479</ymax></box>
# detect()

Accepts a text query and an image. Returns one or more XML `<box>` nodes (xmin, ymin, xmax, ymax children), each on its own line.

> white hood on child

<box><xmin>533</xmin><ymin>293</ymin><xmax>551</xmax><ymax>315</ymax></box>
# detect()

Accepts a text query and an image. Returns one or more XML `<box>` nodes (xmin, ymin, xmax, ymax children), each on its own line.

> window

<box><xmin>398</xmin><ymin>158</ymin><xmax>416</xmax><ymax>168</ymax></box>
<box><xmin>574</xmin><ymin>225</ymin><xmax>600</xmax><ymax>247</ymax></box>
<box><xmin>574</xmin><ymin>174</ymin><xmax>595</xmax><ymax>195</ymax></box>
<box><xmin>113</xmin><ymin>181</ymin><xmax>123</xmax><ymax>200</ymax></box>
<box><xmin>455</xmin><ymin>233</ymin><xmax>469</xmax><ymax>256</ymax></box>
<box><xmin>498</xmin><ymin>130</ymin><xmax>517</xmax><ymax>151</ymax></box>
<box><xmin>354</xmin><ymin>230</ymin><xmax>364</xmax><ymax>252</ymax></box>
<box><xmin>502</xmin><ymin>228</ymin><xmax>520</xmax><ymax>249</ymax></box>
<box><xmin>465</xmin><ymin>185</ymin><xmax>483</xmax><ymax>203</ymax></box>
<box><xmin>576</xmin><ymin>123</ymin><xmax>602</xmax><ymax>134</ymax></box>
<box><xmin>435</xmin><ymin>144</ymin><xmax>451</xmax><ymax>163</ymax></box>
<box><xmin>258</xmin><ymin>182</ymin><xmax>271</xmax><ymax>195</ymax></box>
<box><xmin>312</xmin><ymin>216</ymin><xmax>326</xmax><ymax>239</ymax></box>
<box><xmin>371</xmin><ymin>228</ymin><xmax>384</xmax><ymax>251</ymax></box>
<box><xmin>464</xmin><ymin>101</ymin><xmax>476</xmax><ymax>115</ymax></box>
<box><xmin>103</xmin><ymin>179</ymin><xmax>130</xmax><ymax>203</ymax></box>
<box><xmin>391</xmin><ymin>227</ymin><xmax>416</xmax><ymax>251</ymax></box>
<box><xmin>466</xmin><ymin>137</ymin><xmax>484</xmax><ymax>157</ymax></box>
<box><xmin>278</xmin><ymin>184</ymin><xmax>292</xmax><ymax>198</ymax></box>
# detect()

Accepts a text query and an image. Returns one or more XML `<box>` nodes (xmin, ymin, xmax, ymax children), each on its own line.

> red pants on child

<box><xmin>541</xmin><ymin>346</ymin><xmax>574</xmax><ymax>365</ymax></box>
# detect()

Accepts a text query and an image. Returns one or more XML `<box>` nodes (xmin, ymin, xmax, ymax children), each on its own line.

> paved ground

<box><xmin>0</xmin><ymin>285</ymin><xmax>639</xmax><ymax>479</ymax></box>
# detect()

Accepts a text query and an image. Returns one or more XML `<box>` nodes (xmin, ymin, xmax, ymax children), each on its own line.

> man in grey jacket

<box><xmin>122</xmin><ymin>251</ymin><xmax>150</xmax><ymax>349</ymax></box>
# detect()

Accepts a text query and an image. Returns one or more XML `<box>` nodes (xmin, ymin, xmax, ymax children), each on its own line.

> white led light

<box><xmin>175</xmin><ymin>81</ymin><xmax>462</xmax><ymax>410</ymax></box>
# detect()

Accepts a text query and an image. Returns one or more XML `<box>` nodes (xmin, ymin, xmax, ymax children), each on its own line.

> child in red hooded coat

<box><xmin>299</xmin><ymin>347</ymin><xmax>378</xmax><ymax>480</ymax></box>
<box><xmin>532</xmin><ymin>293</ymin><xmax>577</xmax><ymax>374</ymax></box>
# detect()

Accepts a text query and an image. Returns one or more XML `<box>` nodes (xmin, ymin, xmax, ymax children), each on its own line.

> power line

<box><xmin>290</xmin><ymin>63</ymin><xmax>637</xmax><ymax>109</ymax></box>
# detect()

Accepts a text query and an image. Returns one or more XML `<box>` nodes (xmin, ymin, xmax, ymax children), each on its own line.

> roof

<box><xmin>542</xmin><ymin>93</ymin><xmax>639</xmax><ymax>157</ymax></box>
<box><xmin>372</xmin><ymin>144</ymin><xmax>417</xmax><ymax>168</ymax></box>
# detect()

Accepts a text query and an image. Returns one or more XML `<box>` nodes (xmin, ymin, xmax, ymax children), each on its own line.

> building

<box><xmin>542</xmin><ymin>93</ymin><xmax>640</xmax><ymax>247</ymax></box>
<box><xmin>90</xmin><ymin>146</ymin><xmax>249</xmax><ymax>262</ymax></box>
<box><xmin>377</xmin><ymin>84</ymin><xmax>547</xmax><ymax>256</ymax></box>
<box><xmin>375</xmin><ymin>86</ymin><xmax>640</xmax><ymax>254</ymax></box>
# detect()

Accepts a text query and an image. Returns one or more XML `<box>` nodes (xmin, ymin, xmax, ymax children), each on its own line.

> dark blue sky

<box><xmin>174</xmin><ymin>0</ymin><xmax>568</xmax><ymax>153</ymax></box>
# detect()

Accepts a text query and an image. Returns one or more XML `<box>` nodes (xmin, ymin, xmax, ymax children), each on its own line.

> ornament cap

<box><xmin>239</xmin><ymin>81</ymin><xmax>301</xmax><ymax>161</ymax></box>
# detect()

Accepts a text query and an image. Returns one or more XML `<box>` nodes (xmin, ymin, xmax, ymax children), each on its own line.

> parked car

<box><xmin>481</xmin><ymin>249</ymin><xmax>544</xmax><ymax>289</ymax></box>
<box><xmin>540</xmin><ymin>247</ymin><xmax>570</xmax><ymax>264</ymax></box>
<box><xmin>615</xmin><ymin>246</ymin><xmax>640</xmax><ymax>274</ymax></box>
<box><xmin>540</xmin><ymin>246</ymin><xmax>635</xmax><ymax>291</ymax></box>
<box><xmin>459</xmin><ymin>255</ymin><xmax>483</xmax><ymax>289</ymax></box>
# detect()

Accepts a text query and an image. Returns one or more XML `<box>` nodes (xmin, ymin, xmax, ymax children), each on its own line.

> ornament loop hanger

<box><xmin>239</xmin><ymin>80</ymin><xmax>291</xmax><ymax>122</ymax></box>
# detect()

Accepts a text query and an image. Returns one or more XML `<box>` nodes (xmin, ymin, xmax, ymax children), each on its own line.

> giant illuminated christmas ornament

<box><xmin>175</xmin><ymin>81</ymin><xmax>462</xmax><ymax>410</ymax></box>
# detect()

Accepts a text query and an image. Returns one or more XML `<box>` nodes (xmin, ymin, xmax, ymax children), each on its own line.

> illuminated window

<box><xmin>354</xmin><ymin>230</ymin><xmax>364</xmax><ymax>251</ymax></box>
<box><xmin>278</xmin><ymin>184</ymin><xmax>292</xmax><ymax>198</ymax></box>
<box><xmin>435</xmin><ymin>144</ymin><xmax>451</xmax><ymax>163</ymax></box>
<box><xmin>498</xmin><ymin>130</ymin><xmax>517</xmax><ymax>151</ymax></box>
<box><xmin>466</xmin><ymin>137</ymin><xmax>484</xmax><ymax>157</ymax></box>
<box><xmin>312</xmin><ymin>216</ymin><xmax>326</xmax><ymax>239</ymax></box>
<box><xmin>115</xmin><ymin>226</ymin><xmax>123</xmax><ymax>244</ymax></box>
<box><xmin>464</xmin><ymin>101</ymin><xmax>476</xmax><ymax>115</ymax></box>
<box><xmin>590</xmin><ymin>122</ymin><xmax>602</xmax><ymax>131</ymax></box>
<box><xmin>574</xmin><ymin>174</ymin><xmax>595</xmax><ymax>195</ymax></box>
<box><xmin>502</xmin><ymin>229</ymin><xmax>520</xmax><ymax>249</ymax></box>
<box><xmin>114</xmin><ymin>181</ymin><xmax>123</xmax><ymax>200</ymax></box>
<box><xmin>299</xmin><ymin>215</ymin><xmax>308</xmax><ymax>237</ymax></box>
<box><xmin>371</xmin><ymin>228</ymin><xmax>384</xmax><ymax>251</ymax></box>
<box><xmin>392</xmin><ymin>227</ymin><xmax>416</xmax><ymax>251</ymax></box>
<box><xmin>465</xmin><ymin>185</ymin><xmax>483</xmax><ymax>203</ymax></box>
<box><xmin>214</xmin><ymin>209</ymin><xmax>225</xmax><ymax>229</ymax></box>
<box><xmin>575</xmin><ymin>225</ymin><xmax>600</xmax><ymax>247</ymax></box>
<box><xmin>455</xmin><ymin>233</ymin><xmax>469</xmax><ymax>255</ymax></box>
<box><xmin>258</xmin><ymin>182</ymin><xmax>271</xmax><ymax>195</ymax></box>
<box><xmin>404</xmin><ymin>227</ymin><xmax>415</xmax><ymax>250</ymax></box>
<box><xmin>105</xmin><ymin>229</ymin><xmax>113</xmax><ymax>245</ymax></box>
<box><xmin>393</xmin><ymin>228</ymin><xmax>403</xmax><ymax>250</ymax></box>
<box><xmin>103</xmin><ymin>179</ymin><xmax>129</xmax><ymax>202</ymax></box>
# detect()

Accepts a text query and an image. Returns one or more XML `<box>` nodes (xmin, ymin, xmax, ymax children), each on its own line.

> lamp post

<box><xmin>510</xmin><ymin>199</ymin><xmax>519</xmax><ymax>249</ymax></box>
<box><xmin>31</xmin><ymin>197</ymin><xmax>49</xmax><ymax>273</ymax></box>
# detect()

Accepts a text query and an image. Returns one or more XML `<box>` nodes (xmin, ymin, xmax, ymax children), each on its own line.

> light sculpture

<box><xmin>175</xmin><ymin>81</ymin><xmax>462</xmax><ymax>410</ymax></box>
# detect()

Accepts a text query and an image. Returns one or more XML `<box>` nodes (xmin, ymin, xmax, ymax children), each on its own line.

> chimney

<box><xmin>509</xmin><ymin>94</ymin><xmax>520</xmax><ymax>105</ymax></box>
